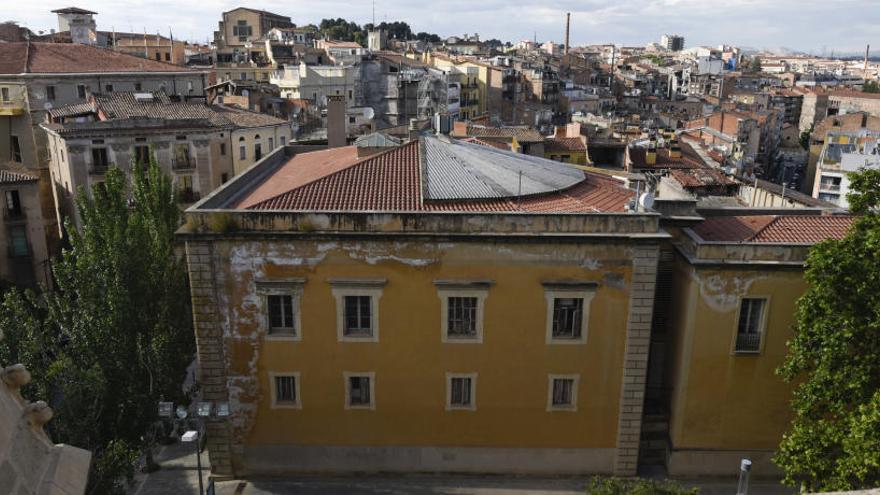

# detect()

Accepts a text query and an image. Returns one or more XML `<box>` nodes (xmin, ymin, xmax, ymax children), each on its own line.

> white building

<box><xmin>813</xmin><ymin>130</ymin><xmax>880</xmax><ymax>208</ymax></box>
<box><xmin>270</xmin><ymin>62</ymin><xmax>359</xmax><ymax>106</ymax></box>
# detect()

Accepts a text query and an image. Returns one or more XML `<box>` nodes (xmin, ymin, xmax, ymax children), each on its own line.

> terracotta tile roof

<box><xmin>451</xmin><ymin>125</ymin><xmax>544</xmax><ymax>143</ymax></box>
<box><xmin>692</xmin><ymin>215</ymin><xmax>855</xmax><ymax>244</ymax></box>
<box><xmin>669</xmin><ymin>168</ymin><xmax>736</xmax><ymax>189</ymax></box>
<box><xmin>239</xmin><ymin>139</ymin><xmax>633</xmax><ymax>213</ymax></box>
<box><xmin>213</xmin><ymin>105</ymin><xmax>288</xmax><ymax>128</ymax></box>
<box><xmin>461</xmin><ymin>137</ymin><xmax>510</xmax><ymax>150</ymax></box>
<box><xmin>544</xmin><ymin>137</ymin><xmax>586</xmax><ymax>153</ymax></box>
<box><xmin>0</xmin><ymin>42</ymin><xmax>198</xmax><ymax>75</ymax></box>
<box><xmin>0</xmin><ymin>167</ymin><xmax>38</xmax><ymax>184</ymax></box>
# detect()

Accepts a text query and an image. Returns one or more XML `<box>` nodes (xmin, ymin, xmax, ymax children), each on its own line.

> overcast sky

<box><xmin>11</xmin><ymin>0</ymin><xmax>879</xmax><ymax>55</ymax></box>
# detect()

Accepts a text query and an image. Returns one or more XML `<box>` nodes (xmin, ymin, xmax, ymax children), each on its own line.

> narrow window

<box><xmin>8</xmin><ymin>226</ymin><xmax>28</xmax><ymax>257</ymax></box>
<box><xmin>344</xmin><ymin>296</ymin><xmax>372</xmax><ymax>337</ymax></box>
<box><xmin>220</xmin><ymin>142</ymin><xmax>226</xmax><ymax>156</ymax></box>
<box><xmin>5</xmin><ymin>190</ymin><xmax>22</xmax><ymax>217</ymax></box>
<box><xmin>155</xmin><ymin>53</ymin><xmax>161</xmax><ymax>61</ymax></box>
<box><xmin>165</xmin><ymin>52</ymin><xmax>171</xmax><ymax>61</ymax></box>
<box><xmin>77</xmin><ymin>84</ymin><xmax>87</xmax><ymax>99</ymax></box>
<box><xmin>133</xmin><ymin>145</ymin><xmax>151</xmax><ymax>167</ymax></box>
<box><xmin>105</xmin><ymin>84</ymin><xmax>113</xmax><ymax>92</ymax></box>
<box><xmin>0</xmin><ymin>88</ymin><xmax>8</xmax><ymax>101</ymax></box>
<box><xmin>134</xmin><ymin>82</ymin><xmax>142</xmax><ymax>91</ymax></box>
<box><xmin>91</xmin><ymin>148</ymin><xmax>108</xmax><ymax>171</ymax></box>
<box><xmin>552</xmin><ymin>298</ymin><xmax>583</xmax><ymax>339</ymax></box>
<box><xmin>267</xmin><ymin>294</ymin><xmax>296</xmax><ymax>335</ymax></box>
<box><xmin>10</xmin><ymin>136</ymin><xmax>22</xmax><ymax>162</ymax></box>
<box><xmin>735</xmin><ymin>298</ymin><xmax>766</xmax><ymax>353</ymax></box>
<box><xmin>46</xmin><ymin>85</ymin><xmax>56</xmax><ymax>101</ymax></box>
<box><xmin>239</xmin><ymin>144</ymin><xmax>246</xmax><ymax>160</ymax></box>
<box><xmin>254</xmin><ymin>143</ymin><xmax>262</xmax><ymax>161</ymax></box>
<box><xmin>221</xmin><ymin>173</ymin><xmax>229</xmax><ymax>183</ymax></box>
<box><xmin>268</xmin><ymin>137</ymin><xmax>274</xmax><ymax>150</ymax></box>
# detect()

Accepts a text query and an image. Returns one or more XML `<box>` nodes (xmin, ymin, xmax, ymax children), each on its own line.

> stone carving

<box><xmin>23</xmin><ymin>401</ymin><xmax>53</xmax><ymax>436</ymax></box>
<box><xmin>1</xmin><ymin>363</ymin><xmax>31</xmax><ymax>405</ymax></box>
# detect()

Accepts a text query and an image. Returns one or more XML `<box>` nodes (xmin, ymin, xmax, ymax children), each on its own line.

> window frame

<box><xmin>435</xmin><ymin>280</ymin><xmax>491</xmax><ymax>344</ymax></box>
<box><xmin>445</xmin><ymin>372</ymin><xmax>477</xmax><ymax>411</ymax></box>
<box><xmin>543</xmin><ymin>282</ymin><xmax>597</xmax><ymax>345</ymax></box>
<box><xmin>343</xmin><ymin>371</ymin><xmax>375</xmax><ymax>410</ymax></box>
<box><xmin>547</xmin><ymin>374</ymin><xmax>580</xmax><ymax>412</ymax></box>
<box><xmin>732</xmin><ymin>296</ymin><xmax>770</xmax><ymax>355</ymax></box>
<box><xmin>329</xmin><ymin>279</ymin><xmax>385</xmax><ymax>342</ymax></box>
<box><xmin>256</xmin><ymin>279</ymin><xmax>305</xmax><ymax>341</ymax></box>
<box><xmin>8</xmin><ymin>225</ymin><xmax>29</xmax><ymax>257</ymax></box>
<box><xmin>269</xmin><ymin>372</ymin><xmax>301</xmax><ymax>409</ymax></box>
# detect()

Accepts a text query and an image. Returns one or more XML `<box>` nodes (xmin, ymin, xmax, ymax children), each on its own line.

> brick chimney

<box><xmin>326</xmin><ymin>95</ymin><xmax>346</xmax><ymax>148</ymax></box>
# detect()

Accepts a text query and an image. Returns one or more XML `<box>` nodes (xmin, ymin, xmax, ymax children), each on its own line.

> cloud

<box><xmin>13</xmin><ymin>0</ymin><xmax>879</xmax><ymax>53</ymax></box>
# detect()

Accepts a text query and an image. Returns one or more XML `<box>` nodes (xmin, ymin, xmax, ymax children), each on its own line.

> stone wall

<box><xmin>0</xmin><ymin>364</ymin><xmax>91</xmax><ymax>495</ymax></box>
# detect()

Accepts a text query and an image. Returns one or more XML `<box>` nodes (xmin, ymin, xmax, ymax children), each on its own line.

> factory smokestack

<box><xmin>564</xmin><ymin>12</ymin><xmax>571</xmax><ymax>56</ymax></box>
<box><xmin>865</xmin><ymin>44</ymin><xmax>871</xmax><ymax>78</ymax></box>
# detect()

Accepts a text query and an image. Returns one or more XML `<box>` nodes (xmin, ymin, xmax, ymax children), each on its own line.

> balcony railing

<box><xmin>89</xmin><ymin>163</ymin><xmax>109</xmax><ymax>175</ymax></box>
<box><xmin>172</xmin><ymin>157</ymin><xmax>195</xmax><ymax>171</ymax></box>
<box><xmin>819</xmin><ymin>183</ymin><xmax>841</xmax><ymax>192</ymax></box>
<box><xmin>735</xmin><ymin>333</ymin><xmax>761</xmax><ymax>353</ymax></box>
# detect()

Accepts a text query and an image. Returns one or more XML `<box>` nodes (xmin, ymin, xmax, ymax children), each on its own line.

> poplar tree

<box><xmin>0</xmin><ymin>161</ymin><xmax>195</xmax><ymax>494</ymax></box>
<box><xmin>776</xmin><ymin>168</ymin><xmax>880</xmax><ymax>491</ymax></box>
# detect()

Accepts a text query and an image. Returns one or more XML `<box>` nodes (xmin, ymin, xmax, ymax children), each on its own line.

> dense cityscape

<box><xmin>0</xmin><ymin>4</ymin><xmax>879</xmax><ymax>495</ymax></box>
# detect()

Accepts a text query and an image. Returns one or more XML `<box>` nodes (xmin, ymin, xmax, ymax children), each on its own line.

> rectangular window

<box><xmin>268</xmin><ymin>137</ymin><xmax>274</xmax><ymax>150</ymax></box>
<box><xmin>220</xmin><ymin>143</ymin><xmax>226</xmax><ymax>156</ymax></box>
<box><xmin>77</xmin><ymin>84</ymin><xmax>87</xmax><ymax>99</ymax></box>
<box><xmin>134</xmin><ymin>82</ymin><xmax>142</xmax><ymax>91</ymax></box>
<box><xmin>345</xmin><ymin>373</ymin><xmax>374</xmax><ymax>409</ymax></box>
<box><xmin>91</xmin><ymin>147</ymin><xmax>108</xmax><ymax>171</ymax></box>
<box><xmin>344</xmin><ymin>296</ymin><xmax>372</xmax><ymax>336</ymax></box>
<box><xmin>447</xmin><ymin>297</ymin><xmax>477</xmax><ymax>337</ymax></box>
<box><xmin>165</xmin><ymin>52</ymin><xmax>171</xmax><ymax>61</ymax></box>
<box><xmin>1</xmin><ymin>88</ymin><xmax>8</xmax><ymax>101</ymax></box>
<box><xmin>552</xmin><ymin>298</ymin><xmax>583</xmax><ymax>339</ymax></box>
<box><xmin>10</xmin><ymin>136</ymin><xmax>22</xmax><ymax>162</ymax></box>
<box><xmin>155</xmin><ymin>53</ymin><xmax>161</xmax><ymax>61</ymax></box>
<box><xmin>446</xmin><ymin>373</ymin><xmax>477</xmax><ymax>410</ymax></box>
<box><xmin>254</xmin><ymin>143</ymin><xmax>262</xmax><ymax>161</ymax></box>
<box><xmin>5</xmin><ymin>190</ymin><xmax>22</xmax><ymax>218</ymax></box>
<box><xmin>735</xmin><ymin>298</ymin><xmax>766</xmax><ymax>353</ymax></box>
<box><xmin>221</xmin><ymin>173</ymin><xmax>229</xmax><ymax>183</ymax></box>
<box><xmin>239</xmin><ymin>144</ymin><xmax>246</xmax><ymax>160</ymax></box>
<box><xmin>8</xmin><ymin>225</ymin><xmax>28</xmax><ymax>257</ymax></box>
<box><xmin>270</xmin><ymin>373</ymin><xmax>301</xmax><ymax>408</ymax></box>
<box><xmin>133</xmin><ymin>145</ymin><xmax>151</xmax><ymax>167</ymax></box>
<box><xmin>267</xmin><ymin>294</ymin><xmax>295</xmax><ymax>335</ymax></box>
<box><xmin>105</xmin><ymin>84</ymin><xmax>113</xmax><ymax>92</ymax></box>
<box><xmin>46</xmin><ymin>85</ymin><xmax>56</xmax><ymax>101</ymax></box>
<box><xmin>548</xmin><ymin>375</ymin><xmax>579</xmax><ymax>411</ymax></box>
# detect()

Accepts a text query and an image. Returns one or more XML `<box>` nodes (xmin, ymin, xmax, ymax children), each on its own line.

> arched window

<box><xmin>238</xmin><ymin>136</ymin><xmax>246</xmax><ymax>160</ymax></box>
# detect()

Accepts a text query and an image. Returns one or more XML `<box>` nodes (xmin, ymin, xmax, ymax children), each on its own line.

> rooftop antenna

<box><xmin>372</xmin><ymin>0</ymin><xmax>375</xmax><ymax>26</ymax></box>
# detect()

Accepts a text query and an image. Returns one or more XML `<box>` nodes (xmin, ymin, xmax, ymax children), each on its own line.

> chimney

<box><xmin>865</xmin><ymin>44</ymin><xmax>871</xmax><ymax>78</ymax></box>
<box><xmin>408</xmin><ymin>118</ymin><xmax>420</xmax><ymax>142</ymax></box>
<box><xmin>433</xmin><ymin>113</ymin><xmax>452</xmax><ymax>135</ymax></box>
<box><xmin>326</xmin><ymin>95</ymin><xmax>346</xmax><ymax>148</ymax></box>
<box><xmin>564</xmin><ymin>13</ymin><xmax>571</xmax><ymax>56</ymax></box>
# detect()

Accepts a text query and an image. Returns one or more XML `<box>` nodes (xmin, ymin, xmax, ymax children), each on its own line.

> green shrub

<box><xmin>586</xmin><ymin>476</ymin><xmax>699</xmax><ymax>495</ymax></box>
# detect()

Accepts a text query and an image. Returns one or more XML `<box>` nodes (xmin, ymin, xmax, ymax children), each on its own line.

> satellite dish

<box><xmin>639</xmin><ymin>191</ymin><xmax>655</xmax><ymax>210</ymax></box>
<box><xmin>44</xmin><ymin>102</ymin><xmax>53</xmax><ymax>111</ymax></box>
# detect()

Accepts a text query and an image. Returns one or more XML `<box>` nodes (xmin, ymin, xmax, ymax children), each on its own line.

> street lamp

<box><xmin>178</xmin><ymin>400</ymin><xmax>231</xmax><ymax>495</ymax></box>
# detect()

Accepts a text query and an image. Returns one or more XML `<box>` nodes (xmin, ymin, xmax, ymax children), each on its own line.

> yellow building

<box><xmin>180</xmin><ymin>132</ymin><xmax>854</xmax><ymax>479</ymax></box>
<box><xmin>544</xmin><ymin>136</ymin><xmax>590</xmax><ymax>165</ymax></box>
<box><xmin>664</xmin><ymin>214</ymin><xmax>853</xmax><ymax>476</ymax></box>
<box><xmin>181</xmin><ymin>136</ymin><xmax>660</xmax><ymax>477</ymax></box>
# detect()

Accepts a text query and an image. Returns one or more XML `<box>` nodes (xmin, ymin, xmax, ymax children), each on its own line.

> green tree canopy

<box><xmin>864</xmin><ymin>80</ymin><xmax>880</xmax><ymax>94</ymax></box>
<box><xmin>776</xmin><ymin>167</ymin><xmax>880</xmax><ymax>491</ymax></box>
<box><xmin>749</xmin><ymin>56</ymin><xmax>762</xmax><ymax>72</ymax></box>
<box><xmin>0</xmin><ymin>161</ymin><xmax>195</xmax><ymax>494</ymax></box>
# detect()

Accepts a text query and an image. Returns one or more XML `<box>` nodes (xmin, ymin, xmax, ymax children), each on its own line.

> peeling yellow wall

<box><xmin>668</xmin><ymin>259</ymin><xmax>804</xmax><ymax>450</ymax></box>
<box><xmin>210</xmin><ymin>238</ymin><xmax>638</xmax><ymax>450</ymax></box>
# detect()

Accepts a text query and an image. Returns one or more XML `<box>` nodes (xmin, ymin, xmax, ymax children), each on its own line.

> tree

<box><xmin>775</xmin><ymin>167</ymin><xmax>880</xmax><ymax>491</ymax></box>
<box><xmin>864</xmin><ymin>80</ymin><xmax>880</xmax><ymax>94</ymax></box>
<box><xmin>749</xmin><ymin>56</ymin><xmax>762</xmax><ymax>72</ymax></box>
<box><xmin>799</xmin><ymin>123</ymin><xmax>814</xmax><ymax>151</ymax></box>
<box><xmin>0</xmin><ymin>160</ymin><xmax>195</xmax><ymax>494</ymax></box>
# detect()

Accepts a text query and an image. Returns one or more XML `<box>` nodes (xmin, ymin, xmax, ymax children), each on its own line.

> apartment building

<box><xmin>0</xmin><ymin>167</ymin><xmax>50</xmax><ymax>288</ymax></box>
<box><xmin>213</xmin><ymin>8</ymin><xmax>294</xmax><ymax>83</ymax></box>
<box><xmin>40</xmin><ymin>91</ymin><xmax>289</xmax><ymax>229</ymax></box>
<box><xmin>0</xmin><ymin>41</ymin><xmax>209</xmax><ymax>257</ymax></box>
<box><xmin>803</xmin><ymin>112</ymin><xmax>880</xmax><ymax>194</ymax></box>
<box><xmin>809</xmin><ymin>129</ymin><xmax>880</xmax><ymax>208</ymax></box>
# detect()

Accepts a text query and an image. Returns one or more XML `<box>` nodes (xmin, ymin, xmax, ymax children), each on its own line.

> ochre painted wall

<box><xmin>668</xmin><ymin>260</ymin><xmax>804</xmax><ymax>451</ymax></box>
<box><xmin>211</xmin><ymin>238</ymin><xmax>638</xmax><ymax>450</ymax></box>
